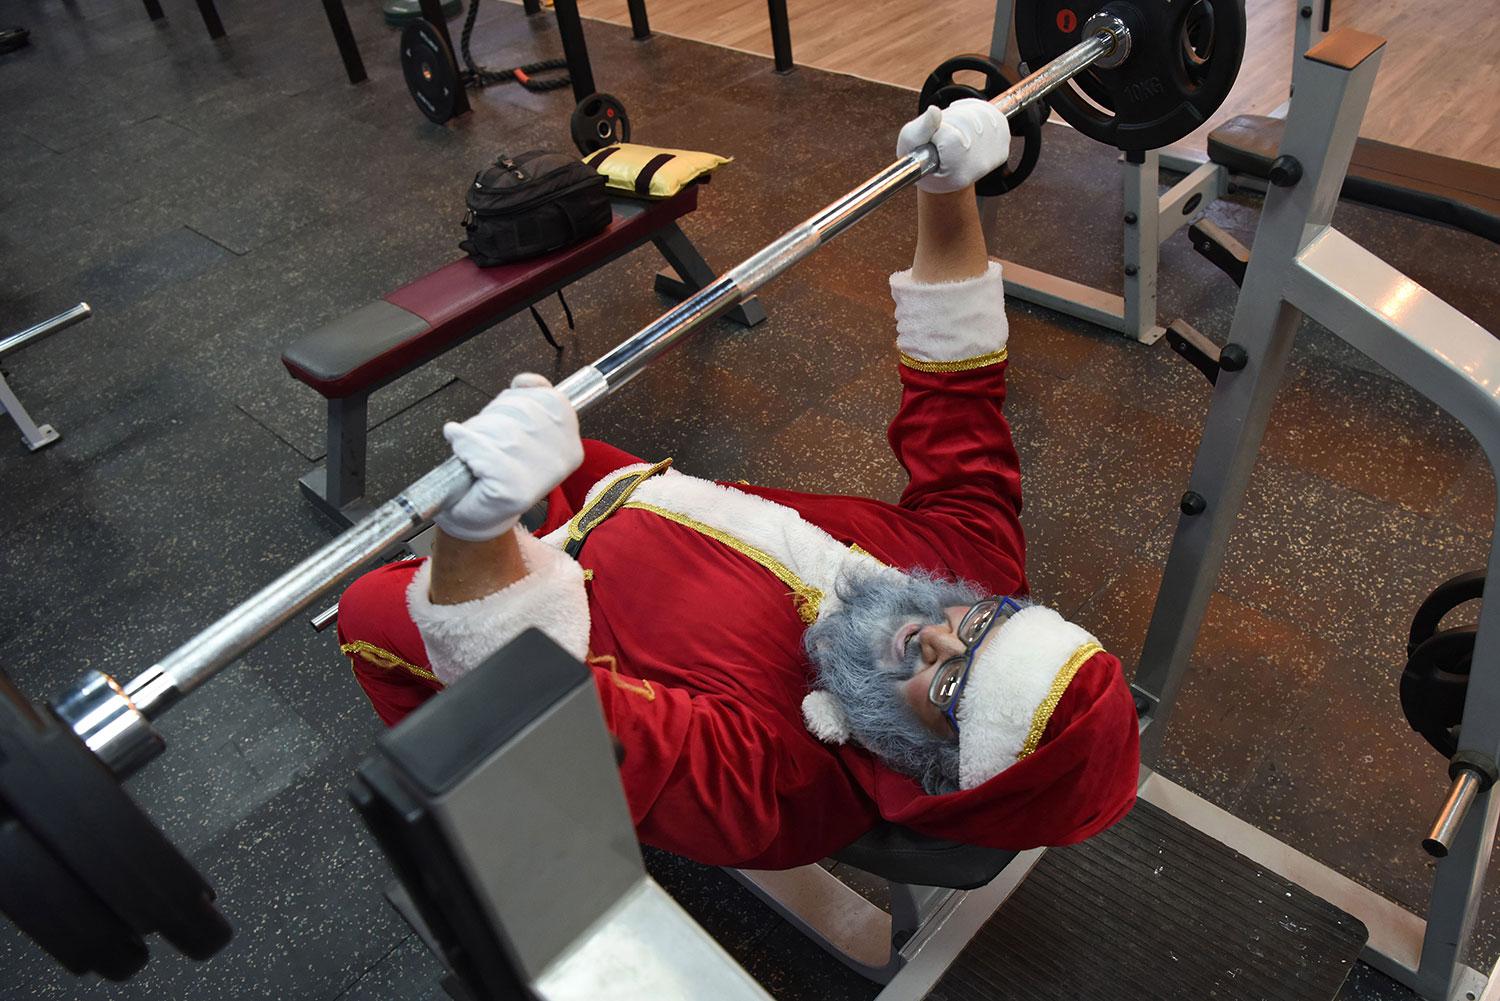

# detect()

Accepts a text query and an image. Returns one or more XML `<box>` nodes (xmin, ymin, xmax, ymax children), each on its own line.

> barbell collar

<box><xmin>55</xmin><ymin>22</ymin><xmax>1129</xmax><ymax>775</ymax></box>
<box><xmin>1083</xmin><ymin>12</ymin><xmax>1132</xmax><ymax>69</ymax></box>
<box><xmin>50</xmin><ymin>669</ymin><xmax>164</xmax><ymax>778</ymax></box>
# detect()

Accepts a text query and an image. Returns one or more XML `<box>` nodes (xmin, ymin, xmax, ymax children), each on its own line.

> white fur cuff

<box><xmin>889</xmin><ymin>260</ymin><xmax>1008</xmax><ymax>368</ymax></box>
<box><xmin>406</xmin><ymin>527</ymin><xmax>591</xmax><ymax>685</ymax></box>
<box><xmin>801</xmin><ymin>690</ymin><xmax>852</xmax><ymax>744</ymax></box>
<box><xmin>955</xmin><ymin>605</ymin><xmax>1099</xmax><ymax>790</ymax></box>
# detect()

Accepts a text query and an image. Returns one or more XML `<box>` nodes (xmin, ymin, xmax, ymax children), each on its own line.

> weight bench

<box><xmin>1208</xmin><ymin>114</ymin><xmax>1500</xmax><ymax>245</ymax></box>
<box><xmin>282</xmin><ymin>185</ymin><xmax>765</xmax><ymax>524</ymax></box>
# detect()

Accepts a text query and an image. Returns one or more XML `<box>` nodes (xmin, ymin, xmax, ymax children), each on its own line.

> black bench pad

<box><xmin>834</xmin><ymin>822</ymin><xmax>1019</xmax><ymax>891</ymax></box>
<box><xmin>1208</xmin><ymin>114</ymin><xmax>1500</xmax><ymax>244</ymax></box>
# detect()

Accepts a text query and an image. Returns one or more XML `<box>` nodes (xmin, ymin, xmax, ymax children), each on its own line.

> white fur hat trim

<box><xmin>955</xmin><ymin>605</ymin><xmax>1099</xmax><ymax>790</ymax></box>
<box><xmin>801</xmin><ymin>690</ymin><xmax>852</xmax><ymax>744</ymax></box>
<box><xmin>889</xmin><ymin>260</ymin><xmax>1008</xmax><ymax>365</ymax></box>
<box><xmin>407</xmin><ymin>526</ymin><xmax>591</xmax><ymax>685</ymax></box>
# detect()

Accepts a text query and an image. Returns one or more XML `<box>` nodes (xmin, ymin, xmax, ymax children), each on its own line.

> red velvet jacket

<box><xmin>337</xmin><ymin>357</ymin><xmax>1140</xmax><ymax>868</ymax></box>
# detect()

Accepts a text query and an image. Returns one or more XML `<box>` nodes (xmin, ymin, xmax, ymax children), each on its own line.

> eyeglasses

<box><xmin>926</xmin><ymin>596</ymin><xmax>1022</xmax><ymax>736</ymax></box>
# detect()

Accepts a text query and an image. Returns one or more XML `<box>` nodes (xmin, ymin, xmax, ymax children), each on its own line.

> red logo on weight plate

<box><xmin>1056</xmin><ymin>8</ymin><xmax>1078</xmax><ymax>32</ymax></box>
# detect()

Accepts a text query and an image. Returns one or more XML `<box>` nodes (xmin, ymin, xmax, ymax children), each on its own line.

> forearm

<box><xmin>412</xmin><ymin>526</ymin><xmax>590</xmax><ymax>683</ymax></box>
<box><xmin>429</xmin><ymin>527</ymin><xmax>530</xmax><ymax>604</ymax></box>
<box><xmin>911</xmin><ymin>187</ymin><xmax>989</xmax><ymax>284</ymax></box>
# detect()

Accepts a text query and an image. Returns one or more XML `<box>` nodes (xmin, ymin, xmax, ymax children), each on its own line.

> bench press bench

<box><xmin>282</xmin><ymin>185</ymin><xmax>764</xmax><ymax>523</ymax></box>
<box><xmin>1208</xmin><ymin>114</ymin><xmax>1500</xmax><ymax>245</ymax></box>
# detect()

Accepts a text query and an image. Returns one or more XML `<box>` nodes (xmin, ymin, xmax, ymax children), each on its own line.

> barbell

<box><xmin>2</xmin><ymin>0</ymin><xmax>1244</xmax><ymax>980</ymax></box>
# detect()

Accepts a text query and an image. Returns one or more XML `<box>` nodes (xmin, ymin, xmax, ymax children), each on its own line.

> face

<box><xmin>803</xmin><ymin>570</ymin><xmax>981</xmax><ymax>795</ymax></box>
<box><xmin>893</xmin><ymin>605</ymin><xmax>985</xmax><ymax>739</ymax></box>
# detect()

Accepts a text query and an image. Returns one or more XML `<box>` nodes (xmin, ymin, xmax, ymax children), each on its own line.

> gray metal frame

<box><xmin>0</xmin><ymin>303</ymin><xmax>91</xmax><ymax>452</ymax></box>
<box><xmin>1133</xmin><ymin>32</ymin><xmax>1500</xmax><ymax>1001</ymax></box>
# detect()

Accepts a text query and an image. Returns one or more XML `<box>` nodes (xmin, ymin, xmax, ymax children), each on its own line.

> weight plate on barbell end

<box><xmin>917</xmin><ymin>55</ymin><xmax>1046</xmax><ymax>196</ymax></box>
<box><xmin>0</xmin><ymin>669</ymin><xmax>233</xmax><ymax>977</ymax></box>
<box><xmin>1400</xmin><ymin>627</ymin><xmax>1474</xmax><ymax>760</ymax></box>
<box><xmin>1398</xmin><ymin>569</ymin><xmax>1485</xmax><ymax>759</ymax></box>
<box><xmin>1015</xmin><ymin>0</ymin><xmax>1245</xmax><ymax>151</ymax></box>
<box><xmin>571</xmin><ymin>92</ymin><xmax>631</xmax><ymax>155</ymax></box>
<box><xmin>400</xmin><ymin>19</ymin><xmax>461</xmax><ymax>125</ymax></box>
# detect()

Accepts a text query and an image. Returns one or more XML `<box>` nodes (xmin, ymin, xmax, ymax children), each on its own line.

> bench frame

<box><xmin>298</xmin><ymin>217</ymin><xmax>764</xmax><ymax>525</ymax></box>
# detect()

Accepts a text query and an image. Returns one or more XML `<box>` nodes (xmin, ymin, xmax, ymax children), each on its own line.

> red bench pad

<box><xmin>282</xmin><ymin>187</ymin><xmax>699</xmax><ymax>398</ymax></box>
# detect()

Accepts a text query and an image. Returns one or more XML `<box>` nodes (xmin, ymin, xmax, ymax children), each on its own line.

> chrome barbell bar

<box><xmin>52</xmin><ymin>21</ymin><xmax>1130</xmax><ymax>777</ymax></box>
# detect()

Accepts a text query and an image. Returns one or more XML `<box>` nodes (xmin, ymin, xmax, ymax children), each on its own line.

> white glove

<box><xmin>897</xmin><ymin>100</ymin><xmax>1012</xmax><ymax>194</ymax></box>
<box><xmin>434</xmin><ymin>373</ymin><xmax>584</xmax><ymax>542</ymax></box>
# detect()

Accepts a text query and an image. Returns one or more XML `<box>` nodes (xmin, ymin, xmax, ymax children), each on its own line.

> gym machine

<box><xmin>13</xmin><ymin>5</ymin><xmax>1480</xmax><ymax>999</ymax></box>
<box><xmin>0</xmin><ymin>302</ymin><xmax>90</xmax><ymax>452</ymax></box>
<box><xmin>1126</xmin><ymin>29</ymin><xmax>1500</xmax><ymax>1001</ymax></box>
<box><xmin>982</xmin><ymin>0</ymin><xmax>1332</xmax><ymax>343</ymax></box>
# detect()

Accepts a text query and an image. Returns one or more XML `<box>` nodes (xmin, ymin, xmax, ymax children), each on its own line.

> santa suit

<box><xmin>336</xmin><ymin>263</ymin><xmax>1140</xmax><ymax>870</ymax></box>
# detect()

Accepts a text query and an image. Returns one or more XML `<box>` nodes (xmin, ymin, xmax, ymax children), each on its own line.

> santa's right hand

<box><xmin>434</xmin><ymin>373</ymin><xmax>584</xmax><ymax>542</ymax></box>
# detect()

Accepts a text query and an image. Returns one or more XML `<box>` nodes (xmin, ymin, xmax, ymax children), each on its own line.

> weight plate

<box><xmin>400</xmin><ymin>19</ymin><xmax>461</xmax><ymax>124</ymax></box>
<box><xmin>1399</xmin><ymin>570</ymin><xmax>1484</xmax><ymax>759</ymax></box>
<box><xmin>918</xmin><ymin>55</ymin><xmax>1045</xmax><ymax>196</ymax></box>
<box><xmin>0</xmin><ymin>817</ymin><xmax>148</xmax><ymax>979</ymax></box>
<box><xmin>0</xmin><ymin>669</ymin><xmax>232</xmax><ymax>977</ymax></box>
<box><xmin>571</xmin><ymin>92</ymin><xmax>631</xmax><ymax>155</ymax></box>
<box><xmin>1401</xmin><ymin>627</ymin><xmax>1474</xmax><ymax>759</ymax></box>
<box><xmin>1016</xmin><ymin>0</ymin><xmax>1245</xmax><ymax>151</ymax></box>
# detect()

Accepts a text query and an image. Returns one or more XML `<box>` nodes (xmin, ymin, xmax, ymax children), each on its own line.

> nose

<box><xmin>916</xmin><ymin>621</ymin><xmax>965</xmax><ymax>667</ymax></box>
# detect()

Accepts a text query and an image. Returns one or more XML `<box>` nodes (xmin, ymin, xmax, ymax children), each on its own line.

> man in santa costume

<box><xmin>336</xmin><ymin>100</ymin><xmax>1141</xmax><ymax>869</ymax></box>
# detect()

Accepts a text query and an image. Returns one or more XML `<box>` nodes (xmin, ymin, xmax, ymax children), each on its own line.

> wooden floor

<box><xmin>570</xmin><ymin>0</ymin><xmax>1500</xmax><ymax>167</ymax></box>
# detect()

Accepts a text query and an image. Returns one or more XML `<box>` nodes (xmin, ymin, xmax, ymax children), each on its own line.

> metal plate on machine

<box><xmin>924</xmin><ymin>799</ymin><xmax>1368</xmax><ymax>1000</ymax></box>
<box><xmin>1016</xmin><ymin>0</ymin><xmax>1245</xmax><ymax>151</ymax></box>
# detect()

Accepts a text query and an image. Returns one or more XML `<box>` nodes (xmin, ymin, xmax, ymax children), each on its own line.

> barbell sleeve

<box><xmin>51</xmin><ymin>23</ymin><xmax>1127</xmax><ymax>777</ymax></box>
<box><xmin>1424</xmin><ymin>768</ymin><xmax>1484</xmax><ymax>858</ymax></box>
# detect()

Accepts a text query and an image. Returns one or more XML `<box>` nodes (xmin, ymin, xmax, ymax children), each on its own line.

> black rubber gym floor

<box><xmin>2</xmin><ymin>0</ymin><xmax>1497</xmax><ymax>998</ymax></box>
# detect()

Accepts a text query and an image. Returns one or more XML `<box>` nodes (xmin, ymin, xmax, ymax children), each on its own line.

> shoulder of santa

<box><xmin>540</xmin><ymin>463</ymin><xmax>905</xmax><ymax>622</ymax></box>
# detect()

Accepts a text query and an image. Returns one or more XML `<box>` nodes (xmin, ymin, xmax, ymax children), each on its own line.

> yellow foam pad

<box><xmin>583</xmin><ymin>143</ymin><xmax>732</xmax><ymax>199</ymax></box>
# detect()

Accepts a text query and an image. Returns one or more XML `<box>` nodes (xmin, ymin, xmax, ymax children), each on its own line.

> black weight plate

<box><xmin>400</xmin><ymin>19</ymin><xmax>460</xmax><ymax>124</ymax></box>
<box><xmin>1016</xmin><ymin>0</ymin><xmax>1246</xmax><ymax>151</ymax></box>
<box><xmin>0</xmin><ymin>670</ymin><xmax>232</xmax><ymax>972</ymax></box>
<box><xmin>1401</xmin><ymin>627</ymin><xmax>1474</xmax><ymax>759</ymax></box>
<box><xmin>917</xmin><ymin>55</ymin><xmax>1045</xmax><ymax>196</ymax></box>
<box><xmin>1408</xmin><ymin>569</ymin><xmax>1486</xmax><ymax>654</ymax></box>
<box><xmin>0</xmin><ymin>816</ymin><xmax>148</xmax><ymax>979</ymax></box>
<box><xmin>571</xmin><ymin>92</ymin><xmax>631</xmax><ymax>155</ymax></box>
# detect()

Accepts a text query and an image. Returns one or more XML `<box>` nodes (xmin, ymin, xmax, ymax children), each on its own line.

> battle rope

<box><xmin>458</xmin><ymin>0</ymin><xmax>571</xmax><ymax>92</ymax></box>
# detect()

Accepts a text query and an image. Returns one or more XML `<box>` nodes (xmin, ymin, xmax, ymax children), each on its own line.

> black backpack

<box><xmin>459</xmin><ymin>150</ymin><xmax>610</xmax><ymax>267</ymax></box>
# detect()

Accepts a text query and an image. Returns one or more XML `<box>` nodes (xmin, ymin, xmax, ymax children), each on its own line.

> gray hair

<box><xmin>803</xmin><ymin>568</ymin><xmax>982</xmax><ymax>794</ymax></box>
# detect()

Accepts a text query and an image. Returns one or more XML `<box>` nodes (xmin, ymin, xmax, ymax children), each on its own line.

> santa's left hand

<box><xmin>897</xmin><ymin>100</ymin><xmax>1012</xmax><ymax>194</ymax></box>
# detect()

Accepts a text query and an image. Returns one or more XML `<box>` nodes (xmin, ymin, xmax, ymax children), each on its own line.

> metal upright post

<box><xmin>1121</xmin><ymin>150</ymin><xmax>1162</xmax><ymax>342</ymax></box>
<box><xmin>193</xmin><ymin>0</ymin><xmax>226</xmax><ymax>38</ymax></box>
<box><xmin>1134</xmin><ymin>33</ymin><xmax>1384</xmax><ymax>760</ymax></box>
<box><xmin>989</xmin><ymin>0</ymin><xmax>1018</xmax><ymax>69</ymax></box>
<box><xmin>767</xmin><ymin>0</ymin><xmax>793</xmax><ymax>73</ymax></box>
<box><xmin>552</xmin><ymin>0</ymin><xmax>596</xmax><ymax>102</ymax></box>
<box><xmin>320</xmin><ymin>0</ymin><xmax>368</xmax><ymax>84</ymax></box>
<box><xmin>626</xmin><ymin>0</ymin><xmax>651</xmax><ymax>39</ymax></box>
<box><xmin>142</xmin><ymin>0</ymin><xmax>165</xmax><ymax>20</ymax></box>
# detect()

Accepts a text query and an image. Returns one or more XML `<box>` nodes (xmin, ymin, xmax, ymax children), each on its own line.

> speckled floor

<box><xmin>1</xmin><ymin>0</ymin><xmax>1497</xmax><ymax>998</ymax></box>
